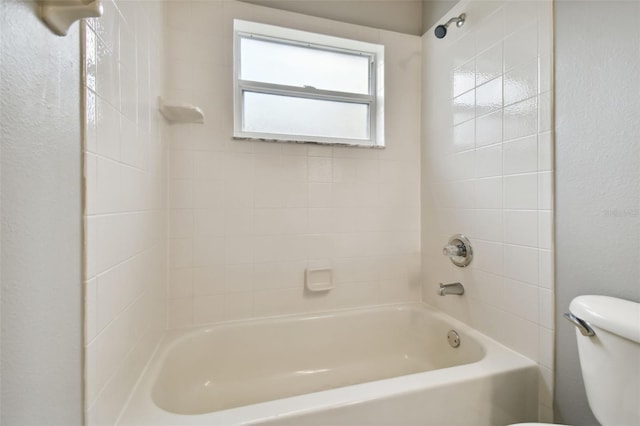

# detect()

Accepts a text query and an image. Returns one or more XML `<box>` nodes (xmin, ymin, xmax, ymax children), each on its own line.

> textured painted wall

<box><xmin>0</xmin><ymin>1</ymin><xmax>83</xmax><ymax>424</ymax></box>
<box><xmin>422</xmin><ymin>0</ymin><xmax>459</xmax><ymax>33</ymax></box>
<box><xmin>239</xmin><ymin>0</ymin><xmax>462</xmax><ymax>35</ymax></box>
<box><xmin>421</xmin><ymin>0</ymin><xmax>554</xmax><ymax>421</ymax></box>
<box><xmin>554</xmin><ymin>1</ymin><xmax>640</xmax><ymax>424</ymax></box>
<box><xmin>239</xmin><ymin>0</ymin><xmax>424</xmax><ymax>35</ymax></box>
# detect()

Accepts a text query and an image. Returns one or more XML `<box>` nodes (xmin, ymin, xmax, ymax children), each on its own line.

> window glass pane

<box><xmin>243</xmin><ymin>92</ymin><xmax>369</xmax><ymax>140</ymax></box>
<box><xmin>240</xmin><ymin>37</ymin><xmax>370</xmax><ymax>95</ymax></box>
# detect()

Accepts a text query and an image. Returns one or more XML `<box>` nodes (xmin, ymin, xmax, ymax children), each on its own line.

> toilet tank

<box><xmin>570</xmin><ymin>296</ymin><xmax>640</xmax><ymax>426</ymax></box>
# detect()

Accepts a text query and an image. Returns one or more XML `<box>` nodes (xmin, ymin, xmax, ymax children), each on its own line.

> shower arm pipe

<box><xmin>444</xmin><ymin>13</ymin><xmax>466</xmax><ymax>29</ymax></box>
<box><xmin>434</xmin><ymin>13</ymin><xmax>466</xmax><ymax>39</ymax></box>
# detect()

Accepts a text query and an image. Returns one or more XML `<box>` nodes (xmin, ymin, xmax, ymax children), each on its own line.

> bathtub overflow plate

<box><xmin>447</xmin><ymin>330</ymin><xmax>461</xmax><ymax>348</ymax></box>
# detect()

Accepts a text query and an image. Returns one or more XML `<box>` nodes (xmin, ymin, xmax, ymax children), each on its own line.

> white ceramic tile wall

<box><xmin>165</xmin><ymin>0</ymin><xmax>422</xmax><ymax>328</ymax></box>
<box><xmin>421</xmin><ymin>0</ymin><xmax>554</xmax><ymax>421</ymax></box>
<box><xmin>83</xmin><ymin>1</ymin><xmax>167</xmax><ymax>424</ymax></box>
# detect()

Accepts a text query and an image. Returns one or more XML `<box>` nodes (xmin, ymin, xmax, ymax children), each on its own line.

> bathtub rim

<box><xmin>154</xmin><ymin>301</ymin><xmax>487</xmax><ymax>360</ymax></box>
<box><xmin>117</xmin><ymin>302</ymin><xmax>538</xmax><ymax>426</ymax></box>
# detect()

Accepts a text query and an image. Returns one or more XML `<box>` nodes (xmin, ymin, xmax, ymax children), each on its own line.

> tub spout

<box><xmin>439</xmin><ymin>282</ymin><xmax>464</xmax><ymax>296</ymax></box>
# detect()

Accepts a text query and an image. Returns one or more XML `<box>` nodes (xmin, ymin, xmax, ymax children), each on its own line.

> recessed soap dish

<box><xmin>305</xmin><ymin>268</ymin><xmax>333</xmax><ymax>292</ymax></box>
<box><xmin>158</xmin><ymin>97</ymin><xmax>204</xmax><ymax>124</ymax></box>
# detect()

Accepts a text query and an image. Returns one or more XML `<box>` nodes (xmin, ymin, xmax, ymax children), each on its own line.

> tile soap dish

<box><xmin>38</xmin><ymin>0</ymin><xmax>103</xmax><ymax>36</ymax></box>
<box><xmin>305</xmin><ymin>268</ymin><xmax>334</xmax><ymax>292</ymax></box>
<box><xmin>158</xmin><ymin>97</ymin><xmax>204</xmax><ymax>124</ymax></box>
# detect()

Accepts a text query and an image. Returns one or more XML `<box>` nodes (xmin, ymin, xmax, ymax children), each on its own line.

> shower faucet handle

<box><xmin>442</xmin><ymin>244</ymin><xmax>465</xmax><ymax>257</ymax></box>
<box><xmin>442</xmin><ymin>234</ymin><xmax>473</xmax><ymax>267</ymax></box>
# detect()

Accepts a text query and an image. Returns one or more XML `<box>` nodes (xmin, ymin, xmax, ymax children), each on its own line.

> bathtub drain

<box><xmin>447</xmin><ymin>330</ymin><xmax>461</xmax><ymax>348</ymax></box>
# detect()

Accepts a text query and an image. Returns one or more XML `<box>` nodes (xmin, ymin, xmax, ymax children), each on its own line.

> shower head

<box><xmin>434</xmin><ymin>25</ymin><xmax>447</xmax><ymax>39</ymax></box>
<box><xmin>434</xmin><ymin>13</ymin><xmax>466</xmax><ymax>39</ymax></box>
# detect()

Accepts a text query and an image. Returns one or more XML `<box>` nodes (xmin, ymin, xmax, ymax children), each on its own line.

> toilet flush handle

<box><xmin>564</xmin><ymin>312</ymin><xmax>595</xmax><ymax>337</ymax></box>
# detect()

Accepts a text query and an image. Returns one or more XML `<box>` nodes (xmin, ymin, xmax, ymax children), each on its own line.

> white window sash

<box><xmin>238</xmin><ymin>80</ymin><xmax>375</xmax><ymax>105</ymax></box>
<box><xmin>238</xmin><ymin>32</ymin><xmax>375</xmax><ymax>66</ymax></box>
<box><xmin>233</xmin><ymin>20</ymin><xmax>384</xmax><ymax>147</ymax></box>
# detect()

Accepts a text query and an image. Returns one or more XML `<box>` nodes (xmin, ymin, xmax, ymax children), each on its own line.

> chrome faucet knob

<box><xmin>442</xmin><ymin>234</ymin><xmax>473</xmax><ymax>267</ymax></box>
<box><xmin>442</xmin><ymin>244</ymin><xmax>465</xmax><ymax>257</ymax></box>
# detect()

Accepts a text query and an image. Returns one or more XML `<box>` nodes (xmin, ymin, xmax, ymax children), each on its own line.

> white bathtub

<box><xmin>118</xmin><ymin>303</ymin><xmax>539</xmax><ymax>425</ymax></box>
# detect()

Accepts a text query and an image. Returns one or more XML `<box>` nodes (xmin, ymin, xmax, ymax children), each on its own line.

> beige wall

<box><xmin>83</xmin><ymin>1</ymin><xmax>167</xmax><ymax>424</ymax></box>
<box><xmin>0</xmin><ymin>1</ymin><xmax>83</xmax><ymax>424</ymax></box>
<box><xmin>421</xmin><ymin>0</ymin><xmax>554</xmax><ymax>421</ymax></box>
<box><xmin>240</xmin><ymin>0</ymin><xmax>424</xmax><ymax>34</ymax></box>
<box><xmin>165</xmin><ymin>0</ymin><xmax>422</xmax><ymax>328</ymax></box>
<box><xmin>239</xmin><ymin>0</ymin><xmax>461</xmax><ymax>35</ymax></box>
<box><xmin>422</xmin><ymin>0</ymin><xmax>459</xmax><ymax>33</ymax></box>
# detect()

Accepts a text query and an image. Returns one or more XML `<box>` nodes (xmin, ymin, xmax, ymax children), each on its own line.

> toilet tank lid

<box><xmin>570</xmin><ymin>295</ymin><xmax>640</xmax><ymax>344</ymax></box>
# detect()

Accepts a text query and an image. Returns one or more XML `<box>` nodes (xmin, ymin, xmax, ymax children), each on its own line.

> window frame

<box><xmin>233</xmin><ymin>20</ymin><xmax>385</xmax><ymax>147</ymax></box>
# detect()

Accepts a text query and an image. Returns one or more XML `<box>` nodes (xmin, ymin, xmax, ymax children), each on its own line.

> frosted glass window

<box><xmin>233</xmin><ymin>20</ymin><xmax>384</xmax><ymax>146</ymax></box>
<box><xmin>240</xmin><ymin>38</ymin><xmax>371</xmax><ymax>94</ymax></box>
<box><xmin>243</xmin><ymin>92</ymin><xmax>369</xmax><ymax>140</ymax></box>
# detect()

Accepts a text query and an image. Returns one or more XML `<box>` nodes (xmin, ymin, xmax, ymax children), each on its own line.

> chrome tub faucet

<box><xmin>439</xmin><ymin>282</ymin><xmax>464</xmax><ymax>296</ymax></box>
